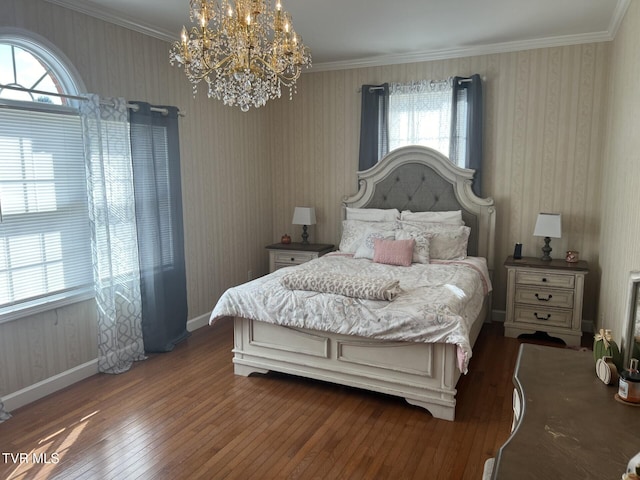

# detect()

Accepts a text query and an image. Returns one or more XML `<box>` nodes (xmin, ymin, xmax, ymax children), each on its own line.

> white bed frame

<box><xmin>233</xmin><ymin>146</ymin><xmax>495</xmax><ymax>421</ymax></box>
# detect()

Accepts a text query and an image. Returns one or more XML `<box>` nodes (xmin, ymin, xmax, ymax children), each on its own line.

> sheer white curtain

<box><xmin>388</xmin><ymin>80</ymin><xmax>453</xmax><ymax>157</ymax></box>
<box><xmin>80</xmin><ymin>95</ymin><xmax>145</xmax><ymax>374</ymax></box>
<box><xmin>0</xmin><ymin>400</ymin><xmax>10</xmax><ymax>422</ymax></box>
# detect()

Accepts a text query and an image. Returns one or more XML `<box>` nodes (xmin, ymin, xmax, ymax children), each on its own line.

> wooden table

<box><xmin>491</xmin><ymin>344</ymin><xmax>640</xmax><ymax>479</ymax></box>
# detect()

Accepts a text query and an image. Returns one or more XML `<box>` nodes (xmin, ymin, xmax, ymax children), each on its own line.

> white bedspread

<box><xmin>209</xmin><ymin>253</ymin><xmax>492</xmax><ymax>373</ymax></box>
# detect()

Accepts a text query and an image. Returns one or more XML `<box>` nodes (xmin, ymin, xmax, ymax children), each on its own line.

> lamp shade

<box><xmin>292</xmin><ymin>207</ymin><xmax>316</xmax><ymax>226</ymax></box>
<box><xmin>533</xmin><ymin>213</ymin><xmax>562</xmax><ymax>238</ymax></box>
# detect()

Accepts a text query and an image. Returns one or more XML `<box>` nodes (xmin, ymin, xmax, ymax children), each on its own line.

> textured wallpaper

<box><xmin>599</xmin><ymin>1</ymin><xmax>640</xmax><ymax>346</ymax></box>
<box><xmin>266</xmin><ymin>43</ymin><xmax>610</xmax><ymax>323</ymax></box>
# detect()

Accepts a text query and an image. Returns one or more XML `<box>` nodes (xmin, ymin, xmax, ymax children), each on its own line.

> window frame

<box><xmin>386</xmin><ymin>79</ymin><xmax>470</xmax><ymax>169</ymax></box>
<box><xmin>0</xmin><ymin>29</ymin><xmax>92</xmax><ymax>324</ymax></box>
<box><xmin>388</xmin><ymin>83</ymin><xmax>455</xmax><ymax>161</ymax></box>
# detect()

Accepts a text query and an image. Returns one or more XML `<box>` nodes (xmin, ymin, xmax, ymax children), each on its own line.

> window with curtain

<box><xmin>0</xmin><ymin>39</ymin><xmax>92</xmax><ymax>321</ymax></box>
<box><xmin>359</xmin><ymin>75</ymin><xmax>483</xmax><ymax>195</ymax></box>
<box><xmin>388</xmin><ymin>80</ymin><xmax>456</xmax><ymax>159</ymax></box>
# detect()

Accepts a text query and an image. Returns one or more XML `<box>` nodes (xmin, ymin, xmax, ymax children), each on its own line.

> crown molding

<box><xmin>44</xmin><ymin>0</ymin><xmax>177</xmax><ymax>43</ymax></box>
<box><xmin>45</xmin><ymin>0</ymin><xmax>629</xmax><ymax>73</ymax></box>
<box><xmin>310</xmin><ymin>30</ymin><xmax>616</xmax><ymax>72</ymax></box>
<box><xmin>608</xmin><ymin>0</ymin><xmax>631</xmax><ymax>37</ymax></box>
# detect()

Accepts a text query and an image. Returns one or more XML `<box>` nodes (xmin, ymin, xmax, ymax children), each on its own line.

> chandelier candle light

<box><xmin>170</xmin><ymin>0</ymin><xmax>312</xmax><ymax>111</ymax></box>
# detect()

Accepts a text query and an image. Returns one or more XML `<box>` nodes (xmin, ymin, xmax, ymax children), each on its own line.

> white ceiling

<box><xmin>45</xmin><ymin>0</ymin><xmax>629</xmax><ymax>71</ymax></box>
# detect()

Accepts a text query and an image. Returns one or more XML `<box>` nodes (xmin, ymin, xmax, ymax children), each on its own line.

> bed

<box><xmin>210</xmin><ymin>145</ymin><xmax>495</xmax><ymax>420</ymax></box>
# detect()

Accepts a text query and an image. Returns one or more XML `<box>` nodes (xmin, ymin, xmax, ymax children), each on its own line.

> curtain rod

<box><xmin>98</xmin><ymin>100</ymin><xmax>185</xmax><ymax>117</ymax></box>
<box><xmin>0</xmin><ymin>83</ymin><xmax>185</xmax><ymax>117</ymax></box>
<box><xmin>358</xmin><ymin>76</ymin><xmax>474</xmax><ymax>93</ymax></box>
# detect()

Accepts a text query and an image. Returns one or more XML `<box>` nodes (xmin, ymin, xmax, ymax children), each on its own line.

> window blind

<box><xmin>0</xmin><ymin>107</ymin><xmax>93</xmax><ymax>316</ymax></box>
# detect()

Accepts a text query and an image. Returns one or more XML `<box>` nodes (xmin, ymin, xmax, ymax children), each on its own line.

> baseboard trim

<box><xmin>582</xmin><ymin>319</ymin><xmax>594</xmax><ymax>333</ymax></box>
<box><xmin>187</xmin><ymin>312</ymin><xmax>211</xmax><ymax>332</ymax></box>
<box><xmin>2</xmin><ymin>315</ymin><xmax>212</xmax><ymax>413</ymax></box>
<box><xmin>1</xmin><ymin>310</ymin><xmax>586</xmax><ymax>413</ymax></box>
<box><xmin>2</xmin><ymin>359</ymin><xmax>98</xmax><ymax>412</ymax></box>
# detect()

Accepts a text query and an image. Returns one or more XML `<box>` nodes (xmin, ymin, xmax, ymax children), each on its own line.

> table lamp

<box><xmin>292</xmin><ymin>207</ymin><xmax>316</xmax><ymax>245</ymax></box>
<box><xmin>533</xmin><ymin>213</ymin><xmax>562</xmax><ymax>261</ymax></box>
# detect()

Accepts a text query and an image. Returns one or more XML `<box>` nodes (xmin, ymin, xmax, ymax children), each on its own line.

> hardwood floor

<box><xmin>0</xmin><ymin>319</ymin><xmax>589</xmax><ymax>480</ymax></box>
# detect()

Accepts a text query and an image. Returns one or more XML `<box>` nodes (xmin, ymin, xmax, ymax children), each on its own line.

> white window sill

<box><xmin>0</xmin><ymin>288</ymin><xmax>95</xmax><ymax>325</ymax></box>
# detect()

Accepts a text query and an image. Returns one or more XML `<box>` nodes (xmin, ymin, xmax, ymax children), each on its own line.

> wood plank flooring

<box><xmin>0</xmin><ymin>319</ymin><xmax>588</xmax><ymax>480</ymax></box>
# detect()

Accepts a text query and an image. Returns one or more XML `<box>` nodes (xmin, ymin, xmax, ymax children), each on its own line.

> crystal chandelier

<box><xmin>170</xmin><ymin>0</ymin><xmax>312</xmax><ymax>112</ymax></box>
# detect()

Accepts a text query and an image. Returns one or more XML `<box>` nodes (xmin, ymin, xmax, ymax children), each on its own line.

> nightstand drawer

<box><xmin>273</xmin><ymin>251</ymin><xmax>316</xmax><ymax>265</ymax></box>
<box><xmin>267</xmin><ymin>243</ymin><xmax>334</xmax><ymax>274</ymax></box>
<box><xmin>514</xmin><ymin>306</ymin><xmax>573</xmax><ymax>328</ymax></box>
<box><xmin>516</xmin><ymin>271</ymin><xmax>575</xmax><ymax>289</ymax></box>
<box><xmin>514</xmin><ymin>287</ymin><xmax>574</xmax><ymax>309</ymax></box>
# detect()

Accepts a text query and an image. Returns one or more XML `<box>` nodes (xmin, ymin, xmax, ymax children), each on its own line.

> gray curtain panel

<box><xmin>358</xmin><ymin>83</ymin><xmax>389</xmax><ymax>171</ymax></box>
<box><xmin>451</xmin><ymin>74</ymin><xmax>483</xmax><ymax>196</ymax></box>
<box><xmin>129</xmin><ymin>103</ymin><xmax>189</xmax><ymax>353</ymax></box>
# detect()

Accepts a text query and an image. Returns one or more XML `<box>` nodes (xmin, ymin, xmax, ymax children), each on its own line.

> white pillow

<box><xmin>339</xmin><ymin>220</ymin><xmax>397</xmax><ymax>254</ymax></box>
<box><xmin>400</xmin><ymin>221</ymin><xmax>470</xmax><ymax>260</ymax></box>
<box><xmin>353</xmin><ymin>227</ymin><xmax>395</xmax><ymax>259</ymax></box>
<box><xmin>400</xmin><ymin>210</ymin><xmax>464</xmax><ymax>225</ymax></box>
<box><xmin>346</xmin><ymin>207</ymin><xmax>400</xmax><ymax>222</ymax></box>
<box><xmin>395</xmin><ymin>229</ymin><xmax>432</xmax><ymax>264</ymax></box>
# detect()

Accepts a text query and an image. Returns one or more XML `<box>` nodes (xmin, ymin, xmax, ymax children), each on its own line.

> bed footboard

<box><xmin>232</xmin><ymin>317</ymin><xmax>463</xmax><ymax>421</ymax></box>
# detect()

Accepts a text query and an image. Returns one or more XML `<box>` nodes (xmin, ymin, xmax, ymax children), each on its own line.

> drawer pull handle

<box><xmin>291</xmin><ymin>257</ymin><xmax>295</xmax><ymax>261</ymax></box>
<box><xmin>541</xmin><ymin>277</ymin><xmax>547</xmax><ymax>282</ymax></box>
<box><xmin>535</xmin><ymin>293</ymin><xmax>553</xmax><ymax>301</ymax></box>
<box><xmin>534</xmin><ymin>312</ymin><xmax>551</xmax><ymax>321</ymax></box>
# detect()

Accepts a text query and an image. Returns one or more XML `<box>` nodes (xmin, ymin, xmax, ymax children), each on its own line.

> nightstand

<box><xmin>266</xmin><ymin>243</ymin><xmax>334</xmax><ymax>273</ymax></box>
<box><xmin>504</xmin><ymin>256</ymin><xmax>589</xmax><ymax>346</ymax></box>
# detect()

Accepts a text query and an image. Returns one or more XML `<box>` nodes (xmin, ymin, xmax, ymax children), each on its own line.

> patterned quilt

<box><xmin>209</xmin><ymin>253</ymin><xmax>492</xmax><ymax>373</ymax></box>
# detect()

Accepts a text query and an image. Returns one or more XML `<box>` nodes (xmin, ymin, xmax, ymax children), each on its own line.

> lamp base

<box><xmin>301</xmin><ymin>225</ymin><xmax>309</xmax><ymax>245</ymax></box>
<box><xmin>540</xmin><ymin>236</ymin><xmax>552</xmax><ymax>261</ymax></box>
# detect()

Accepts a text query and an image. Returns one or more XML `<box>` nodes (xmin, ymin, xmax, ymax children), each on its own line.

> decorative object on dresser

<box><xmin>266</xmin><ymin>242</ymin><xmax>333</xmax><ymax>273</ymax></box>
<box><xmin>617</xmin><ymin>358</ymin><xmax>640</xmax><ymax>404</ymax></box>
<box><xmin>489</xmin><ymin>344</ymin><xmax>640</xmax><ymax>479</ymax></box>
<box><xmin>565</xmin><ymin>250</ymin><xmax>579</xmax><ymax>263</ymax></box>
<box><xmin>533</xmin><ymin>212</ymin><xmax>562</xmax><ymax>261</ymax></box>
<box><xmin>625</xmin><ymin>452</ymin><xmax>640</xmax><ymax>480</ymax></box>
<box><xmin>292</xmin><ymin>206</ymin><xmax>316</xmax><ymax>244</ymax></box>
<box><xmin>593</xmin><ymin>328</ymin><xmax>622</xmax><ymax>371</ymax></box>
<box><xmin>595</xmin><ymin>355</ymin><xmax>619</xmax><ymax>385</ymax></box>
<box><xmin>504</xmin><ymin>255</ymin><xmax>588</xmax><ymax>346</ymax></box>
<box><xmin>280</xmin><ymin>233</ymin><xmax>291</xmax><ymax>244</ymax></box>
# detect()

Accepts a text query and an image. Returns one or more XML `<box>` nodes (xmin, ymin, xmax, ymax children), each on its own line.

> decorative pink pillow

<box><xmin>373</xmin><ymin>238</ymin><xmax>415</xmax><ymax>266</ymax></box>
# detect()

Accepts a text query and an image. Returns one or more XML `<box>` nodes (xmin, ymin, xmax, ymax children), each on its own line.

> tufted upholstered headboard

<box><xmin>342</xmin><ymin>145</ymin><xmax>496</xmax><ymax>270</ymax></box>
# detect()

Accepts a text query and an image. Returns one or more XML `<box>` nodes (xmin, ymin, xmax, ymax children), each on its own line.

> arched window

<box><xmin>0</xmin><ymin>43</ymin><xmax>65</xmax><ymax>104</ymax></box>
<box><xmin>0</xmin><ymin>31</ymin><xmax>92</xmax><ymax>321</ymax></box>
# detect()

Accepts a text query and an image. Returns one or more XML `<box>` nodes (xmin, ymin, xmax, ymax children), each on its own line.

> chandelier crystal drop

<box><xmin>169</xmin><ymin>0</ymin><xmax>312</xmax><ymax>112</ymax></box>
